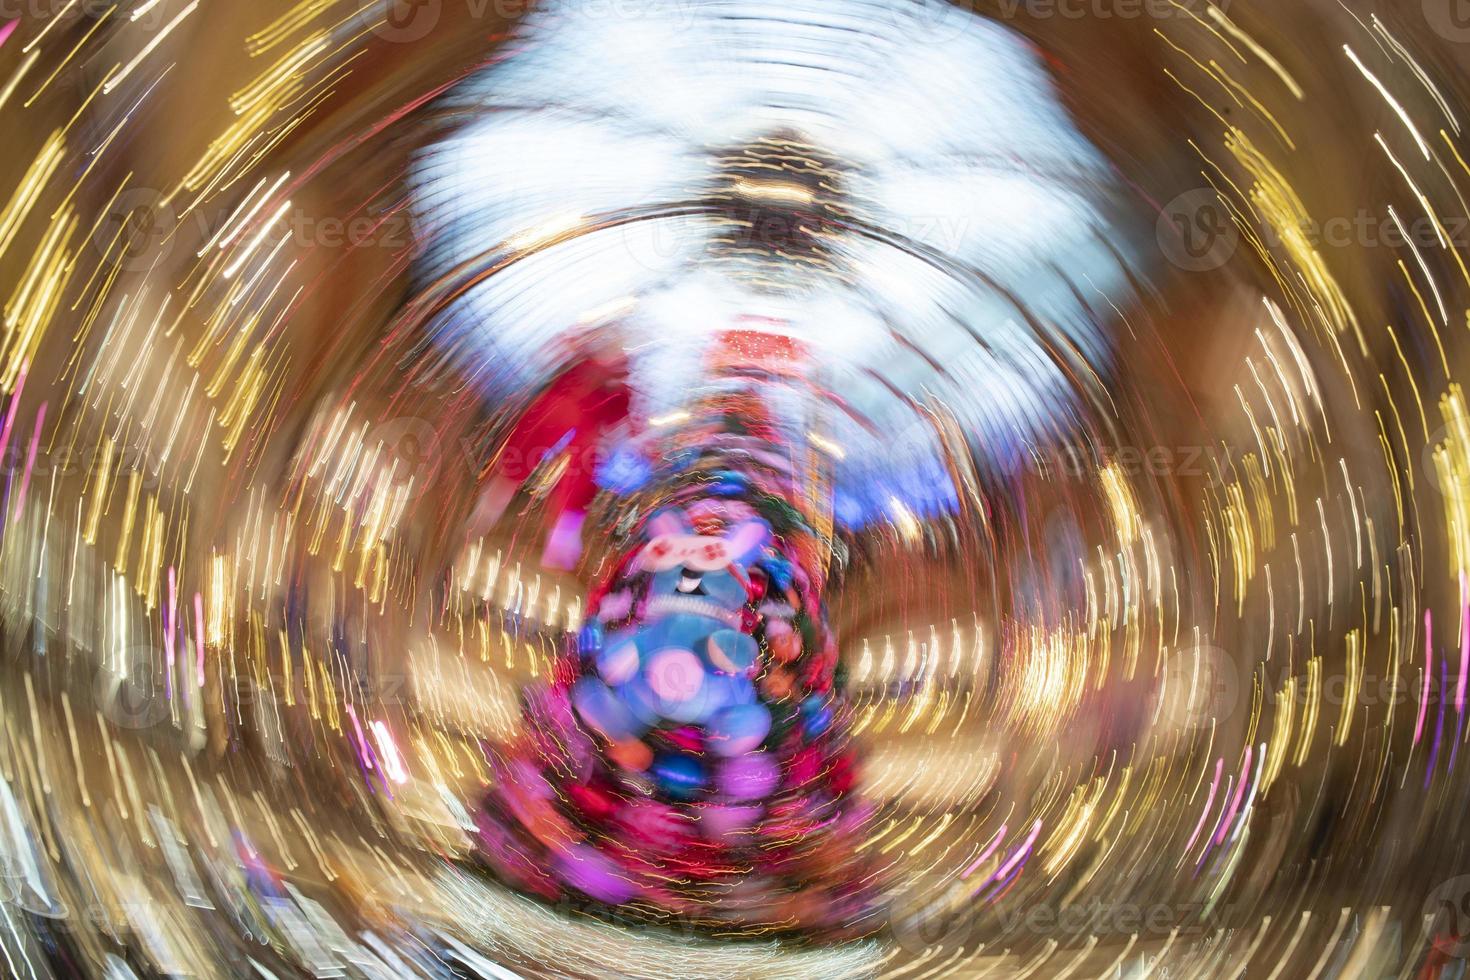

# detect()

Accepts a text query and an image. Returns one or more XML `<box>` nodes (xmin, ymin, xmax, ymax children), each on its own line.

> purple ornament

<box><xmin>718</xmin><ymin>751</ymin><xmax>781</xmax><ymax>802</ymax></box>
<box><xmin>554</xmin><ymin>843</ymin><xmax>637</xmax><ymax>905</ymax></box>
<box><xmin>700</xmin><ymin>803</ymin><xmax>763</xmax><ymax>838</ymax></box>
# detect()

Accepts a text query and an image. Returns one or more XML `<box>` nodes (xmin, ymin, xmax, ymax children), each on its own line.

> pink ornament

<box><xmin>646</xmin><ymin>647</ymin><xmax>706</xmax><ymax>702</ymax></box>
<box><xmin>718</xmin><ymin>751</ymin><xmax>781</xmax><ymax>802</ymax></box>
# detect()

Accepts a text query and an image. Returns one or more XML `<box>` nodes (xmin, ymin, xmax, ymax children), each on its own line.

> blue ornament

<box><xmin>571</xmin><ymin>677</ymin><xmax>638</xmax><ymax>741</ymax></box>
<box><xmin>763</xmin><ymin>555</ymin><xmax>795</xmax><ymax>593</ymax></box>
<box><xmin>595</xmin><ymin>444</ymin><xmax>652</xmax><ymax>494</ymax></box>
<box><xmin>651</xmin><ymin>753</ymin><xmax>707</xmax><ymax>800</ymax></box>
<box><xmin>708</xmin><ymin>470</ymin><xmax>750</xmax><ymax>497</ymax></box>
<box><xmin>704</xmin><ymin>629</ymin><xmax>758</xmax><ymax>675</ymax></box>
<box><xmin>707</xmin><ymin>702</ymin><xmax>772</xmax><ymax>757</ymax></box>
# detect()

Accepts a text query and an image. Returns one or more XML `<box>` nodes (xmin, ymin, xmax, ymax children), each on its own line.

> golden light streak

<box><xmin>102</xmin><ymin>0</ymin><xmax>201</xmax><ymax>96</ymax></box>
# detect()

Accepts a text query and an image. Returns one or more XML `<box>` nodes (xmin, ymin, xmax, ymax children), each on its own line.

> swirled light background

<box><xmin>0</xmin><ymin>0</ymin><xmax>1466</xmax><ymax>976</ymax></box>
